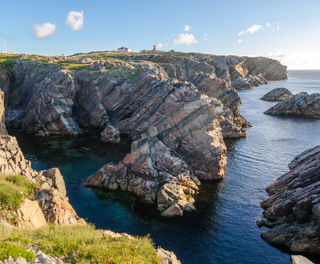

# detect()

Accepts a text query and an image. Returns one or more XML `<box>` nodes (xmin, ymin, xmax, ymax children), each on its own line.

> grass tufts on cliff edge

<box><xmin>0</xmin><ymin>174</ymin><xmax>37</xmax><ymax>210</ymax></box>
<box><xmin>0</xmin><ymin>225</ymin><xmax>160</xmax><ymax>263</ymax></box>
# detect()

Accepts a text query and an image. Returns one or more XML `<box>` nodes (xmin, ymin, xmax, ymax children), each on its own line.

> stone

<box><xmin>292</xmin><ymin>255</ymin><xmax>314</xmax><ymax>264</ymax></box>
<box><xmin>258</xmin><ymin>146</ymin><xmax>320</xmax><ymax>256</ymax></box>
<box><xmin>156</xmin><ymin>248</ymin><xmax>181</xmax><ymax>264</ymax></box>
<box><xmin>35</xmin><ymin>189</ymin><xmax>85</xmax><ymax>226</ymax></box>
<box><xmin>39</xmin><ymin>168</ymin><xmax>67</xmax><ymax>197</ymax></box>
<box><xmin>261</xmin><ymin>87</ymin><xmax>294</xmax><ymax>101</ymax></box>
<box><xmin>17</xmin><ymin>199</ymin><xmax>47</xmax><ymax>229</ymax></box>
<box><xmin>265</xmin><ymin>92</ymin><xmax>320</xmax><ymax>118</ymax></box>
<box><xmin>100</xmin><ymin>124</ymin><xmax>120</xmax><ymax>143</ymax></box>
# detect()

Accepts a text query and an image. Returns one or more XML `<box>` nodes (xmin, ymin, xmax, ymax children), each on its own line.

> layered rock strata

<box><xmin>265</xmin><ymin>92</ymin><xmax>320</xmax><ymax>118</ymax></box>
<box><xmin>261</xmin><ymin>87</ymin><xmax>293</xmax><ymax>101</ymax></box>
<box><xmin>258</xmin><ymin>146</ymin><xmax>320</xmax><ymax>256</ymax></box>
<box><xmin>1</xmin><ymin>53</ymin><xmax>287</xmax><ymax>216</ymax></box>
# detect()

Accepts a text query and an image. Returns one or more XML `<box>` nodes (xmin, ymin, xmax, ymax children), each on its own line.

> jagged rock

<box><xmin>261</xmin><ymin>88</ymin><xmax>294</xmax><ymax>101</ymax></box>
<box><xmin>265</xmin><ymin>92</ymin><xmax>320</xmax><ymax>118</ymax></box>
<box><xmin>156</xmin><ymin>248</ymin><xmax>181</xmax><ymax>264</ymax></box>
<box><xmin>100</xmin><ymin>124</ymin><xmax>120</xmax><ymax>143</ymax></box>
<box><xmin>17</xmin><ymin>199</ymin><xmax>47</xmax><ymax>229</ymax></box>
<box><xmin>0</xmin><ymin>135</ymin><xmax>38</xmax><ymax>180</ymax></box>
<box><xmin>0</xmin><ymin>68</ymin><xmax>10</xmax><ymax>107</ymax></box>
<box><xmin>35</xmin><ymin>189</ymin><xmax>85</xmax><ymax>226</ymax></box>
<box><xmin>258</xmin><ymin>146</ymin><xmax>320</xmax><ymax>256</ymax></box>
<box><xmin>38</xmin><ymin>168</ymin><xmax>67</xmax><ymax>198</ymax></box>
<box><xmin>0</xmin><ymin>90</ymin><xmax>6</xmax><ymax>134</ymax></box>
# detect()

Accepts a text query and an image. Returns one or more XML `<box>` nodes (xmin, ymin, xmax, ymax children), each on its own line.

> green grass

<box><xmin>0</xmin><ymin>242</ymin><xmax>35</xmax><ymax>261</ymax></box>
<box><xmin>0</xmin><ymin>174</ymin><xmax>37</xmax><ymax>210</ymax></box>
<box><xmin>0</xmin><ymin>225</ymin><xmax>159</xmax><ymax>264</ymax></box>
<box><xmin>0</xmin><ymin>54</ymin><xmax>18</xmax><ymax>73</ymax></box>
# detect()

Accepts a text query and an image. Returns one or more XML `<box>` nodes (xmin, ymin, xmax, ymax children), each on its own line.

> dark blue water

<box><xmin>11</xmin><ymin>70</ymin><xmax>320</xmax><ymax>264</ymax></box>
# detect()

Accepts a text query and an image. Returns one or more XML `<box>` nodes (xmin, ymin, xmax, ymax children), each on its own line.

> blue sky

<box><xmin>1</xmin><ymin>0</ymin><xmax>320</xmax><ymax>69</ymax></box>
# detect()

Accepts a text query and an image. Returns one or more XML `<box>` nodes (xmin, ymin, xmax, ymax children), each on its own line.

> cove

<box><xmin>10</xmin><ymin>70</ymin><xmax>320</xmax><ymax>264</ymax></box>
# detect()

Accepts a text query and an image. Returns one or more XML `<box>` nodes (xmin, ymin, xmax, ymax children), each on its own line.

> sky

<box><xmin>1</xmin><ymin>0</ymin><xmax>320</xmax><ymax>69</ymax></box>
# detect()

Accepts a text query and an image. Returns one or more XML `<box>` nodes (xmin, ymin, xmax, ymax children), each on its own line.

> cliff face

<box><xmin>0</xmin><ymin>70</ymin><xmax>84</xmax><ymax>228</ymax></box>
<box><xmin>1</xmin><ymin>52</ymin><xmax>287</xmax><ymax>216</ymax></box>
<box><xmin>258</xmin><ymin>146</ymin><xmax>320</xmax><ymax>256</ymax></box>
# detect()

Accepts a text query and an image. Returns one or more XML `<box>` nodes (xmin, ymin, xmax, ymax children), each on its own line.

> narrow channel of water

<box><xmin>11</xmin><ymin>70</ymin><xmax>320</xmax><ymax>264</ymax></box>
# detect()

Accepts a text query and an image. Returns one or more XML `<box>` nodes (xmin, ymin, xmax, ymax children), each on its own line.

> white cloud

<box><xmin>266</xmin><ymin>22</ymin><xmax>272</xmax><ymax>28</ymax></box>
<box><xmin>238</xmin><ymin>39</ymin><xmax>242</xmax><ymax>44</ymax></box>
<box><xmin>202</xmin><ymin>33</ymin><xmax>208</xmax><ymax>41</ymax></box>
<box><xmin>173</xmin><ymin>33</ymin><xmax>197</xmax><ymax>45</ymax></box>
<box><xmin>156</xmin><ymin>42</ymin><xmax>168</xmax><ymax>49</ymax></box>
<box><xmin>34</xmin><ymin>23</ymin><xmax>56</xmax><ymax>39</ymax></box>
<box><xmin>66</xmin><ymin>11</ymin><xmax>84</xmax><ymax>31</ymax></box>
<box><xmin>238</xmin><ymin>24</ymin><xmax>262</xmax><ymax>36</ymax></box>
<box><xmin>184</xmin><ymin>25</ymin><xmax>191</xmax><ymax>31</ymax></box>
<box><xmin>262</xmin><ymin>50</ymin><xmax>320</xmax><ymax>69</ymax></box>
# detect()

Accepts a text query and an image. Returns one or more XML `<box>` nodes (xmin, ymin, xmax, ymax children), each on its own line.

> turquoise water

<box><xmin>11</xmin><ymin>71</ymin><xmax>320</xmax><ymax>264</ymax></box>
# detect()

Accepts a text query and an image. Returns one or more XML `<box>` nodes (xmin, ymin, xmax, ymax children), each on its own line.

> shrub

<box><xmin>0</xmin><ymin>242</ymin><xmax>35</xmax><ymax>261</ymax></box>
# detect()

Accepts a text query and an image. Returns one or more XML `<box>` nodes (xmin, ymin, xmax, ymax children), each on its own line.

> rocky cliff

<box><xmin>0</xmin><ymin>70</ymin><xmax>181</xmax><ymax>263</ymax></box>
<box><xmin>0</xmin><ymin>52</ymin><xmax>287</xmax><ymax>216</ymax></box>
<box><xmin>258</xmin><ymin>146</ymin><xmax>320</xmax><ymax>257</ymax></box>
<box><xmin>0</xmin><ymin>85</ymin><xmax>84</xmax><ymax>228</ymax></box>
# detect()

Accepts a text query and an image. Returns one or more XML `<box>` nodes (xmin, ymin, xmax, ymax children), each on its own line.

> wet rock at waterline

<box><xmin>100</xmin><ymin>124</ymin><xmax>120</xmax><ymax>143</ymax></box>
<box><xmin>258</xmin><ymin>146</ymin><xmax>320</xmax><ymax>256</ymax></box>
<box><xmin>261</xmin><ymin>87</ymin><xmax>293</xmax><ymax>101</ymax></box>
<box><xmin>264</xmin><ymin>92</ymin><xmax>320</xmax><ymax>118</ymax></box>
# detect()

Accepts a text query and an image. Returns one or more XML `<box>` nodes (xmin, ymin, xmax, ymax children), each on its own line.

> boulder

<box><xmin>258</xmin><ymin>146</ymin><xmax>320</xmax><ymax>256</ymax></box>
<box><xmin>17</xmin><ymin>198</ymin><xmax>47</xmax><ymax>229</ymax></box>
<box><xmin>156</xmin><ymin>248</ymin><xmax>181</xmax><ymax>264</ymax></box>
<box><xmin>265</xmin><ymin>92</ymin><xmax>320</xmax><ymax>118</ymax></box>
<box><xmin>100</xmin><ymin>124</ymin><xmax>120</xmax><ymax>143</ymax></box>
<box><xmin>261</xmin><ymin>87</ymin><xmax>293</xmax><ymax>101</ymax></box>
<box><xmin>38</xmin><ymin>168</ymin><xmax>67</xmax><ymax>197</ymax></box>
<box><xmin>35</xmin><ymin>189</ymin><xmax>85</xmax><ymax>226</ymax></box>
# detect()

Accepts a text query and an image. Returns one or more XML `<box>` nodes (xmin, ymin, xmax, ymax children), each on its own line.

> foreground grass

<box><xmin>0</xmin><ymin>242</ymin><xmax>35</xmax><ymax>261</ymax></box>
<box><xmin>0</xmin><ymin>225</ymin><xmax>159</xmax><ymax>264</ymax></box>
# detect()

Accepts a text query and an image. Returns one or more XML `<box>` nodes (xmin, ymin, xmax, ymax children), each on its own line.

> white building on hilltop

<box><xmin>117</xmin><ymin>46</ymin><xmax>131</xmax><ymax>52</ymax></box>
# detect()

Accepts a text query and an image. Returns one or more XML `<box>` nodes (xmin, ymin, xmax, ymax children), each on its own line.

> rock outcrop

<box><xmin>1</xmin><ymin>52</ymin><xmax>287</xmax><ymax>216</ymax></box>
<box><xmin>0</xmin><ymin>88</ymin><xmax>84</xmax><ymax>228</ymax></box>
<box><xmin>258</xmin><ymin>146</ymin><xmax>320</xmax><ymax>256</ymax></box>
<box><xmin>265</xmin><ymin>92</ymin><xmax>320</xmax><ymax>118</ymax></box>
<box><xmin>261</xmin><ymin>87</ymin><xmax>294</xmax><ymax>101</ymax></box>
